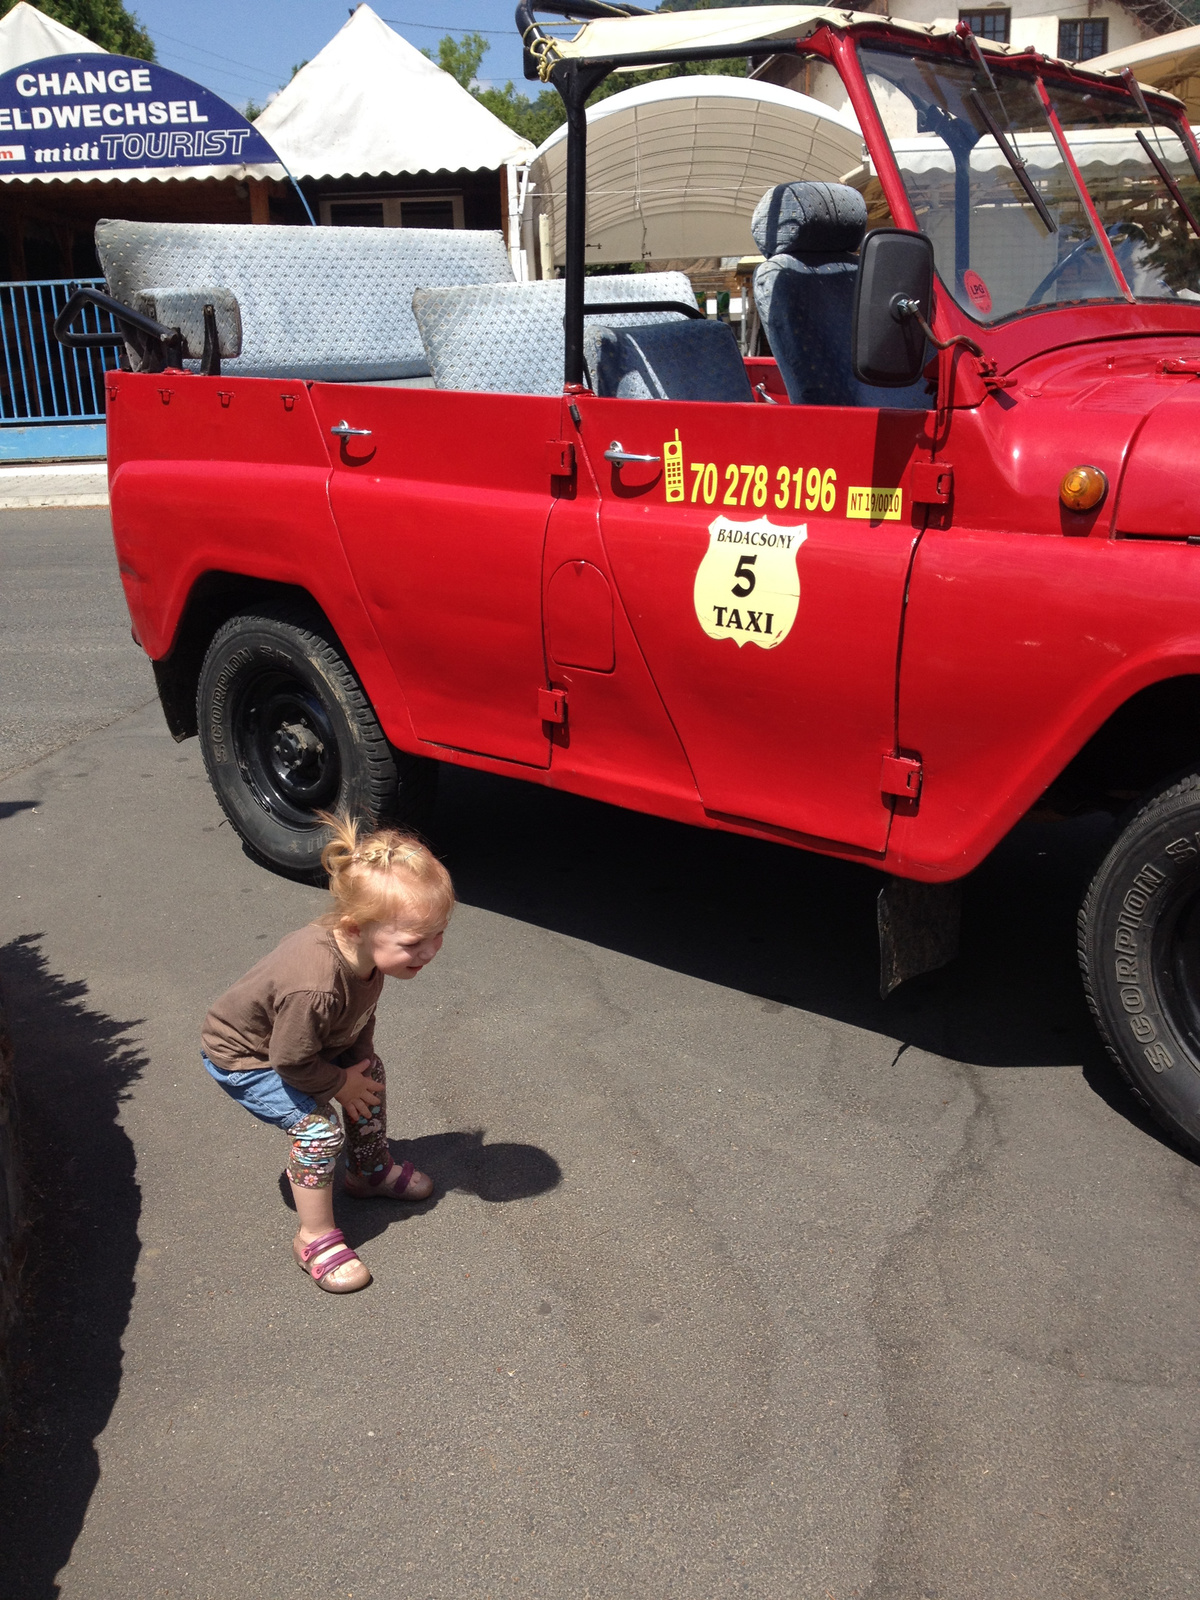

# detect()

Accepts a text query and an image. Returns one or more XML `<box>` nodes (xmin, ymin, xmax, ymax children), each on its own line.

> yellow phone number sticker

<box><xmin>687</xmin><ymin>460</ymin><xmax>839</xmax><ymax>513</ymax></box>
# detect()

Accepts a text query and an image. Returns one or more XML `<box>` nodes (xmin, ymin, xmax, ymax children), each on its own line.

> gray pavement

<box><xmin>0</xmin><ymin>507</ymin><xmax>155</xmax><ymax>781</ymax></box>
<box><xmin>1</xmin><ymin>508</ymin><xmax>1198</xmax><ymax>1600</ymax></box>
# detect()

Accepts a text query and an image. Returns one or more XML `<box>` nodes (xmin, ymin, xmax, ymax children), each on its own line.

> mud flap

<box><xmin>877</xmin><ymin>877</ymin><xmax>962</xmax><ymax>999</ymax></box>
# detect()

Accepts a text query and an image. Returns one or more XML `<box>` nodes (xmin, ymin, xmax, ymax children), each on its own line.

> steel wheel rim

<box><xmin>231</xmin><ymin>667</ymin><xmax>341</xmax><ymax>827</ymax></box>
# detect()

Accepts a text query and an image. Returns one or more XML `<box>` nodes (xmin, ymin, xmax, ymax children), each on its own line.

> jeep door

<box><xmin>311</xmin><ymin>384</ymin><xmax>556</xmax><ymax>768</ymax></box>
<box><xmin>575</xmin><ymin>394</ymin><xmax>928</xmax><ymax>853</ymax></box>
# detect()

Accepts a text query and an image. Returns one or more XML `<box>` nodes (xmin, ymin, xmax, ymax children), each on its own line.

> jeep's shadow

<box><xmin>0</xmin><ymin>934</ymin><xmax>145</xmax><ymax>1600</ymax></box>
<box><xmin>428</xmin><ymin>765</ymin><xmax>1158</xmax><ymax>1139</ymax></box>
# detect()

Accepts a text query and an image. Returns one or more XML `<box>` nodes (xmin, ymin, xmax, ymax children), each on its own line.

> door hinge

<box><xmin>544</xmin><ymin>439</ymin><xmax>575</xmax><ymax>477</ymax></box>
<box><xmin>911</xmin><ymin>462</ymin><xmax>953</xmax><ymax>505</ymax></box>
<box><xmin>881</xmin><ymin>753</ymin><xmax>923</xmax><ymax>801</ymax></box>
<box><xmin>538</xmin><ymin>686</ymin><xmax>567</xmax><ymax>725</ymax></box>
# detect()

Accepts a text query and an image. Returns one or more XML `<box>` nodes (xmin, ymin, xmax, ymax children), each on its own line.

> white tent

<box><xmin>0</xmin><ymin>0</ymin><xmax>101</xmax><ymax>72</ymax></box>
<box><xmin>1088</xmin><ymin>25</ymin><xmax>1200</xmax><ymax>121</ymax></box>
<box><xmin>522</xmin><ymin>75</ymin><xmax>864</xmax><ymax>269</ymax></box>
<box><xmin>254</xmin><ymin>4</ymin><xmax>533</xmax><ymax>179</ymax></box>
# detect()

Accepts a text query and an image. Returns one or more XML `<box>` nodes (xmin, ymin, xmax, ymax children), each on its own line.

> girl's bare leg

<box><xmin>290</xmin><ymin>1177</ymin><xmax>336</xmax><ymax>1242</ymax></box>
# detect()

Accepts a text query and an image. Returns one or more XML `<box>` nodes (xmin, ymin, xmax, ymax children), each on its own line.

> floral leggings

<box><xmin>288</xmin><ymin>1055</ymin><xmax>390</xmax><ymax>1190</ymax></box>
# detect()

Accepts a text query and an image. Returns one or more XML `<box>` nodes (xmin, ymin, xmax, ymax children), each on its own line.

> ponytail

<box><xmin>316</xmin><ymin>813</ymin><xmax>454</xmax><ymax>933</ymax></box>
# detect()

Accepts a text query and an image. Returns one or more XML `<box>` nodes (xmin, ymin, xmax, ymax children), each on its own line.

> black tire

<box><xmin>196</xmin><ymin>605</ymin><xmax>434</xmax><ymax>880</ymax></box>
<box><xmin>1080</xmin><ymin>769</ymin><xmax>1200</xmax><ymax>1157</ymax></box>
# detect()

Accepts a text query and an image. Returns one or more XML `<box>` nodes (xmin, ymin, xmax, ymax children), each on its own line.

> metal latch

<box><xmin>538</xmin><ymin>686</ymin><xmax>567</xmax><ymax>725</ymax></box>
<box><xmin>1160</xmin><ymin>357</ymin><xmax>1200</xmax><ymax>375</ymax></box>
<box><xmin>545</xmin><ymin>440</ymin><xmax>575</xmax><ymax>475</ymax></box>
<box><xmin>911</xmin><ymin>462</ymin><xmax>953</xmax><ymax>505</ymax></box>
<box><xmin>881</xmin><ymin>753</ymin><xmax>923</xmax><ymax>801</ymax></box>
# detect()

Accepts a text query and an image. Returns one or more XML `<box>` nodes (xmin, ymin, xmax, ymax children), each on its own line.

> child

<box><xmin>201</xmin><ymin>814</ymin><xmax>454</xmax><ymax>1293</ymax></box>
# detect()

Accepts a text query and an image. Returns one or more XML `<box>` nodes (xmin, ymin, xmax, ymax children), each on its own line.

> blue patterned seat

<box><xmin>586</xmin><ymin>318</ymin><xmax>753</xmax><ymax>402</ymax></box>
<box><xmin>96</xmin><ymin>219</ymin><xmax>514</xmax><ymax>380</ymax></box>
<box><xmin>412</xmin><ymin>272</ymin><xmax>698</xmax><ymax>396</ymax></box>
<box><xmin>751</xmin><ymin>182</ymin><xmax>930</xmax><ymax>410</ymax></box>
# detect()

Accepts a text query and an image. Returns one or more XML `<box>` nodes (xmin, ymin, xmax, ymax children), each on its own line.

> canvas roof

<box><xmin>539</xmin><ymin>5</ymin><xmax>1182</xmax><ymax>107</ymax></box>
<box><xmin>254</xmin><ymin>3</ymin><xmax>533</xmax><ymax>178</ymax></box>
<box><xmin>525</xmin><ymin>74</ymin><xmax>863</xmax><ymax>263</ymax></box>
<box><xmin>539</xmin><ymin>6</ymin><xmax>957</xmax><ymax>67</ymax></box>
<box><xmin>0</xmin><ymin>0</ymin><xmax>101</xmax><ymax>72</ymax></box>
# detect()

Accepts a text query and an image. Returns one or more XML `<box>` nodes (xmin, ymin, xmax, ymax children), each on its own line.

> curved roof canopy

<box><xmin>256</xmin><ymin>3</ymin><xmax>533</xmax><ymax>178</ymax></box>
<box><xmin>525</xmin><ymin>74</ymin><xmax>864</xmax><ymax>265</ymax></box>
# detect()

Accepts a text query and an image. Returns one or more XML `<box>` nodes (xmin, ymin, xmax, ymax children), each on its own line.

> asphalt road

<box><xmin>1</xmin><ymin>508</ymin><xmax>1198</xmax><ymax>1600</ymax></box>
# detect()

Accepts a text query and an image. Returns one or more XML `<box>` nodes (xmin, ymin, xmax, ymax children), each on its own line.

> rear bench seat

<box><xmin>412</xmin><ymin>271</ymin><xmax>737</xmax><ymax>397</ymax></box>
<box><xmin>95</xmin><ymin>218</ymin><xmax>514</xmax><ymax>382</ymax></box>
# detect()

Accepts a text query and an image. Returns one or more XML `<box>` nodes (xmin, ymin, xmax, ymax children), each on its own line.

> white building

<box><xmin>860</xmin><ymin>0</ymin><xmax>1188</xmax><ymax>62</ymax></box>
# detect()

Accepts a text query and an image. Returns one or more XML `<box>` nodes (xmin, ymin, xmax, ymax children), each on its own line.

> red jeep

<box><xmin>59</xmin><ymin>4</ymin><xmax>1200</xmax><ymax>1156</ymax></box>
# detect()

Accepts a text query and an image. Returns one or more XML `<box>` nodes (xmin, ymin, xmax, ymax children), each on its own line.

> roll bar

<box><xmin>54</xmin><ymin>284</ymin><xmax>185</xmax><ymax>373</ymax></box>
<box><xmin>515</xmin><ymin>0</ymin><xmax>808</xmax><ymax>387</ymax></box>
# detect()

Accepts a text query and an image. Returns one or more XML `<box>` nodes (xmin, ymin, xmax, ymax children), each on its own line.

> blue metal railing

<box><xmin>0</xmin><ymin>277</ymin><xmax>117</xmax><ymax>425</ymax></box>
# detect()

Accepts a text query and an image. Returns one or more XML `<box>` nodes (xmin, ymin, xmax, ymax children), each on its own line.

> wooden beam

<box><xmin>249</xmin><ymin>179</ymin><xmax>271</xmax><ymax>224</ymax></box>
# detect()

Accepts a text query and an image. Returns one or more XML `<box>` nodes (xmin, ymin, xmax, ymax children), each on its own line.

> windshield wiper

<box><xmin>1118</xmin><ymin>68</ymin><xmax>1200</xmax><ymax>242</ymax></box>
<box><xmin>968</xmin><ymin>87</ymin><xmax>1057</xmax><ymax>233</ymax></box>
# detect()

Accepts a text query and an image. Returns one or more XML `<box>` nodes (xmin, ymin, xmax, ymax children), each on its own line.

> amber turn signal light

<box><xmin>1060</xmin><ymin>464</ymin><xmax>1107</xmax><ymax>512</ymax></box>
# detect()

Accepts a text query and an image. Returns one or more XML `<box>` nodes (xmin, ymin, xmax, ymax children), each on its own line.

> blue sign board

<box><xmin>0</xmin><ymin>53</ymin><xmax>279</xmax><ymax>175</ymax></box>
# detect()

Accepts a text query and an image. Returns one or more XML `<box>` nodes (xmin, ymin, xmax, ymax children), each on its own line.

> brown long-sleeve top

<box><xmin>202</xmin><ymin>924</ymin><xmax>384</xmax><ymax>1098</ymax></box>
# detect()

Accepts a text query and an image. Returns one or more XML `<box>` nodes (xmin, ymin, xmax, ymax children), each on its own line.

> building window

<box><xmin>959</xmin><ymin>8</ymin><xmax>1011</xmax><ymax>42</ymax></box>
<box><xmin>326</xmin><ymin>201</ymin><xmax>385</xmax><ymax>227</ymax></box>
<box><xmin>1058</xmin><ymin>17</ymin><xmax>1109</xmax><ymax>60</ymax></box>
<box><xmin>319</xmin><ymin>193</ymin><xmax>464</xmax><ymax>228</ymax></box>
<box><xmin>399</xmin><ymin>198</ymin><xmax>458</xmax><ymax>229</ymax></box>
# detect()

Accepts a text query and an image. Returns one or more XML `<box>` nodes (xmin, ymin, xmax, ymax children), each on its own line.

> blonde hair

<box><xmin>316</xmin><ymin>813</ymin><xmax>454</xmax><ymax>936</ymax></box>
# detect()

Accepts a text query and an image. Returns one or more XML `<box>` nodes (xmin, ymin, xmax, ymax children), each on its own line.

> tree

<box><xmin>0</xmin><ymin>0</ymin><xmax>155</xmax><ymax>59</ymax></box>
<box><xmin>427</xmin><ymin>3</ymin><xmax>747</xmax><ymax>152</ymax></box>
<box><xmin>422</xmin><ymin>31</ymin><xmax>488</xmax><ymax>90</ymax></box>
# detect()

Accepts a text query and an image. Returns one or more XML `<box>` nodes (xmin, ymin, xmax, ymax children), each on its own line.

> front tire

<box><xmin>1080</xmin><ymin>770</ymin><xmax>1200</xmax><ymax>1157</ymax></box>
<box><xmin>196</xmin><ymin>606</ymin><xmax>428</xmax><ymax>879</ymax></box>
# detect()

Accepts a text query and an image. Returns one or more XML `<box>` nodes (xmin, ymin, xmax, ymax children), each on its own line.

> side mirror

<box><xmin>852</xmin><ymin>228</ymin><xmax>934</xmax><ymax>386</ymax></box>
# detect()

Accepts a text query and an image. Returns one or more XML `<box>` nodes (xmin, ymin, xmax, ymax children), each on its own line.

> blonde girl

<box><xmin>201</xmin><ymin>815</ymin><xmax>455</xmax><ymax>1293</ymax></box>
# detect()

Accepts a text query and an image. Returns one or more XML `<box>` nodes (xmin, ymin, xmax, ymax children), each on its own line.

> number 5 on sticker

<box><xmin>663</xmin><ymin>430</ymin><xmax>684</xmax><ymax>503</ymax></box>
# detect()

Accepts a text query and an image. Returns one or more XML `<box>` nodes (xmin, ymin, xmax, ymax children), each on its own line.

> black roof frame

<box><xmin>515</xmin><ymin>0</ymin><xmax>810</xmax><ymax>386</ymax></box>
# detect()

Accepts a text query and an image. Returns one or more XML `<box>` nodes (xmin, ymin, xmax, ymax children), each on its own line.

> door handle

<box><xmin>330</xmin><ymin>420</ymin><xmax>372</xmax><ymax>438</ymax></box>
<box><xmin>604</xmin><ymin>440</ymin><xmax>660</xmax><ymax>465</ymax></box>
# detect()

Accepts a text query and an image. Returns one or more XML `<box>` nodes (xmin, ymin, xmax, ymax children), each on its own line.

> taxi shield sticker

<box><xmin>693</xmin><ymin>514</ymin><xmax>807</xmax><ymax>649</ymax></box>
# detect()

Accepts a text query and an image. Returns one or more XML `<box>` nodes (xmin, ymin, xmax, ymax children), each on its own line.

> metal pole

<box><xmin>554</xmin><ymin>60</ymin><xmax>609</xmax><ymax>389</ymax></box>
<box><xmin>563</xmin><ymin>68</ymin><xmax>587</xmax><ymax>388</ymax></box>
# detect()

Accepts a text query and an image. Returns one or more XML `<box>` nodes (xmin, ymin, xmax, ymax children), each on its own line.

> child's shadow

<box><xmin>278</xmin><ymin>1129</ymin><xmax>561</xmax><ymax>1246</ymax></box>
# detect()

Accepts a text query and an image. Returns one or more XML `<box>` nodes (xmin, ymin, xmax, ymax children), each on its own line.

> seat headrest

<box><xmin>751</xmin><ymin>182</ymin><xmax>867</xmax><ymax>258</ymax></box>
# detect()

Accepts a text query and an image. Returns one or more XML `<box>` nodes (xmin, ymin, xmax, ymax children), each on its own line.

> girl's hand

<box><xmin>334</xmin><ymin>1061</ymin><xmax>381</xmax><ymax>1122</ymax></box>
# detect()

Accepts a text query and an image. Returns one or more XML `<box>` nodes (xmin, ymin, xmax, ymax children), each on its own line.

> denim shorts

<box><xmin>203</xmin><ymin>1054</ymin><xmax>318</xmax><ymax>1132</ymax></box>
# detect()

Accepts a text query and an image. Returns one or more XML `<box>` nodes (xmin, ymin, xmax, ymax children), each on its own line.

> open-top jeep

<box><xmin>60</xmin><ymin>4</ymin><xmax>1200</xmax><ymax>1155</ymax></box>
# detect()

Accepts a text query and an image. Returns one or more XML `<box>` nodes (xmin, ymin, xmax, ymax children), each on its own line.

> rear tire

<box><xmin>1080</xmin><ymin>770</ymin><xmax>1200</xmax><ymax>1157</ymax></box>
<box><xmin>197</xmin><ymin>606</ymin><xmax>433</xmax><ymax>880</ymax></box>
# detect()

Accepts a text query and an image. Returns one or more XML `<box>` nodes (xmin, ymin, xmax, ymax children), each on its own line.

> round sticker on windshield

<box><xmin>963</xmin><ymin>270</ymin><xmax>992</xmax><ymax>315</ymax></box>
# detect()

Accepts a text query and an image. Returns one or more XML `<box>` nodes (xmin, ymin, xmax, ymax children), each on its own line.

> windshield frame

<box><xmin>848</xmin><ymin>26</ymin><xmax>1200</xmax><ymax>329</ymax></box>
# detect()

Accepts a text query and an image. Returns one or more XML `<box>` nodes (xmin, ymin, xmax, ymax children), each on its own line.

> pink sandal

<box><xmin>343</xmin><ymin>1157</ymin><xmax>433</xmax><ymax>1202</ymax></box>
<box><xmin>293</xmin><ymin>1228</ymin><xmax>371</xmax><ymax>1293</ymax></box>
